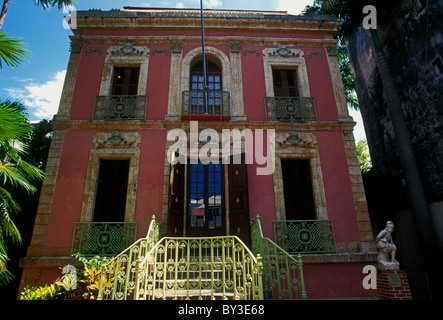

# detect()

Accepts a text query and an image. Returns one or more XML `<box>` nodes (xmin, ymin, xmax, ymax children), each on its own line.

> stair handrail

<box><xmin>250</xmin><ymin>215</ymin><xmax>307</xmax><ymax>300</ymax></box>
<box><xmin>97</xmin><ymin>215</ymin><xmax>161</xmax><ymax>300</ymax></box>
<box><xmin>134</xmin><ymin>235</ymin><xmax>264</xmax><ymax>300</ymax></box>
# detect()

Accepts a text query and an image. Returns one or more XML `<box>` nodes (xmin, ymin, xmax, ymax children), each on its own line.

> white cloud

<box><xmin>5</xmin><ymin>70</ymin><xmax>66</xmax><ymax>120</ymax></box>
<box><xmin>276</xmin><ymin>0</ymin><xmax>314</xmax><ymax>15</ymax></box>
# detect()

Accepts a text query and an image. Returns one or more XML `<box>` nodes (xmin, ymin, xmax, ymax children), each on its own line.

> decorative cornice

<box><xmin>262</xmin><ymin>46</ymin><xmax>304</xmax><ymax>58</ymax></box>
<box><xmin>86</xmin><ymin>47</ymin><xmax>103</xmax><ymax>55</ymax></box>
<box><xmin>152</xmin><ymin>47</ymin><xmax>169</xmax><ymax>55</ymax></box>
<box><xmin>108</xmin><ymin>41</ymin><xmax>149</xmax><ymax>56</ymax></box>
<box><xmin>308</xmin><ymin>50</ymin><xmax>323</xmax><ymax>59</ymax></box>
<box><xmin>92</xmin><ymin>132</ymin><xmax>141</xmax><ymax>149</ymax></box>
<box><xmin>243</xmin><ymin>48</ymin><xmax>260</xmax><ymax>57</ymax></box>
<box><xmin>275</xmin><ymin>132</ymin><xmax>317</xmax><ymax>147</ymax></box>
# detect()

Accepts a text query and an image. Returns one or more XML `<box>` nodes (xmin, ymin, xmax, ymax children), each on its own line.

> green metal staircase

<box><xmin>97</xmin><ymin>216</ymin><xmax>306</xmax><ymax>300</ymax></box>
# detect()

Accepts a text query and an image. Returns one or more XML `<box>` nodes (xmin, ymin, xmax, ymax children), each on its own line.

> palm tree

<box><xmin>0</xmin><ymin>0</ymin><xmax>77</xmax><ymax>30</ymax></box>
<box><xmin>306</xmin><ymin>0</ymin><xmax>436</xmax><ymax>262</ymax></box>
<box><xmin>0</xmin><ymin>0</ymin><xmax>76</xmax><ymax>68</ymax></box>
<box><xmin>0</xmin><ymin>100</ymin><xmax>44</xmax><ymax>284</ymax></box>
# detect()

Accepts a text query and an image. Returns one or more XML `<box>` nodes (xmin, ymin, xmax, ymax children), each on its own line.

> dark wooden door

<box><xmin>228</xmin><ymin>155</ymin><xmax>250</xmax><ymax>246</ymax></box>
<box><xmin>168</xmin><ymin>163</ymin><xmax>185</xmax><ymax>236</ymax></box>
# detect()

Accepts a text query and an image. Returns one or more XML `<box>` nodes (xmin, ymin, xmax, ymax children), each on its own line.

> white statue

<box><xmin>375</xmin><ymin>221</ymin><xmax>400</xmax><ymax>270</ymax></box>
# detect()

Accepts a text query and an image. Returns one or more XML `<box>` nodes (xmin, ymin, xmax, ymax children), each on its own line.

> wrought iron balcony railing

<box><xmin>92</xmin><ymin>95</ymin><xmax>147</xmax><ymax>121</ymax></box>
<box><xmin>182</xmin><ymin>90</ymin><xmax>230</xmax><ymax>120</ymax></box>
<box><xmin>273</xmin><ymin>220</ymin><xmax>336</xmax><ymax>254</ymax></box>
<box><xmin>264</xmin><ymin>96</ymin><xmax>317</xmax><ymax>122</ymax></box>
<box><xmin>71</xmin><ymin>222</ymin><xmax>138</xmax><ymax>257</ymax></box>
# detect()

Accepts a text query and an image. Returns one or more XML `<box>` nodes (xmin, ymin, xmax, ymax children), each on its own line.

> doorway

<box><xmin>186</xmin><ymin>162</ymin><xmax>225</xmax><ymax>237</ymax></box>
<box><xmin>93</xmin><ymin>160</ymin><xmax>130</xmax><ymax>222</ymax></box>
<box><xmin>281</xmin><ymin>159</ymin><xmax>316</xmax><ymax>220</ymax></box>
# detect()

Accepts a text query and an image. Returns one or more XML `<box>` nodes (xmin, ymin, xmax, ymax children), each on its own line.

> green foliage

<box><xmin>336</xmin><ymin>45</ymin><xmax>359</xmax><ymax>110</ymax></box>
<box><xmin>19</xmin><ymin>254</ymin><xmax>109</xmax><ymax>300</ymax></box>
<box><xmin>0</xmin><ymin>31</ymin><xmax>29</xmax><ymax>69</ymax></box>
<box><xmin>356</xmin><ymin>139</ymin><xmax>372</xmax><ymax>174</ymax></box>
<box><xmin>0</xmin><ymin>100</ymin><xmax>45</xmax><ymax>284</ymax></box>
<box><xmin>34</xmin><ymin>0</ymin><xmax>77</xmax><ymax>10</ymax></box>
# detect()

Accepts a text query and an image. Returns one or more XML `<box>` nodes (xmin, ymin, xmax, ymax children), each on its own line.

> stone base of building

<box><xmin>377</xmin><ymin>269</ymin><xmax>412</xmax><ymax>300</ymax></box>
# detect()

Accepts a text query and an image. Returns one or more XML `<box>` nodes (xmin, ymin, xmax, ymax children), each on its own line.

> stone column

<box><xmin>165</xmin><ymin>41</ymin><xmax>183</xmax><ymax>121</ymax></box>
<box><xmin>18</xmin><ymin>129</ymin><xmax>66</xmax><ymax>292</ymax></box>
<box><xmin>326</xmin><ymin>45</ymin><xmax>353</xmax><ymax>122</ymax></box>
<box><xmin>229</xmin><ymin>42</ymin><xmax>246</xmax><ymax>121</ymax></box>
<box><xmin>53</xmin><ymin>41</ymin><xmax>82</xmax><ymax>121</ymax></box>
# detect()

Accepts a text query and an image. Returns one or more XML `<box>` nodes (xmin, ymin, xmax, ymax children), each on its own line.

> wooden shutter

<box><xmin>273</xmin><ymin>69</ymin><xmax>299</xmax><ymax>97</ymax></box>
<box><xmin>228</xmin><ymin>155</ymin><xmax>250</xmax><ymax>246</ymax></box>
<box><xmin>112</xmin><ymin>67</ymin><xmax>140</xmax><ymax>95</ymax></box>
<box><xmin>168</xmin><ymin>163</ymin><xmax>185</xmax><ymax>236</ymax></box>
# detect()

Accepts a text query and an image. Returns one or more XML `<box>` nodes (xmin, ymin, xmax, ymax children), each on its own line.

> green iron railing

<box><xmin>135</xmin><ymin>236</ymin><xmax>263</xmax><ymax>300</ymax></box>
<box><xmin>182</xmin><ymin>90</ymin><xmax>230</xmax><ymax>119</ymax></box>
<box><xmin>264</xmin><ymin>96</ymin><xmax>317</xmax><ymax>122</ymax></box>
<box><xmin>71</xmin><ymin>221</ymin><xmax>138</xmax><ymax>257</ymax></box>
<box><xmin>92</xmin><ymin>95</ymin><xmax>148</xmax><ymax>121</ymax></box>
<box><xmin>97</xmin><ymin>216</ymin><xmax>160</xmax><ymax>300</ymax></box>
<box><xmin>273</xmin><ymin>220</ymin><xmax>336</xmax><ymax>254</ymax></box>
<box><xmin>251</xmin><ymin>215</ymin><xmax>306</xmax><ymax>300</ymax></box>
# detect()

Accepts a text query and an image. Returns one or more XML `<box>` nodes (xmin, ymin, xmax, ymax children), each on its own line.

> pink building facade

<box><xmin>19</xmin><ymin>8</ymin><xmax>377</xmax><ymax>299</ymax></box>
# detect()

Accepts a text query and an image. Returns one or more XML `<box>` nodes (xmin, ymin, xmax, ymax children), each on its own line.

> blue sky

<box><xmin>0</xmin><ymin>0</ymin><xmax>366</xmax><ymax>141</ymax></box>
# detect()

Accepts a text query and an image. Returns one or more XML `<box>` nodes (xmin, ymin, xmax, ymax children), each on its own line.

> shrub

<box><xmin>19</xmin><ymin>254</ymin><xmax>108</xmax><ymax>300</ymax></box>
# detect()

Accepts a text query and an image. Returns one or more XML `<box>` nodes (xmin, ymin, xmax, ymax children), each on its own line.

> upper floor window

<box><xmin>190</xmin><ymin>61</ymin><xmax>222</xmax><ymax>91</ymax></box>
<box><xmin>182</xmin><ymin>59</ymin><xmax>229</xmax><ymax>119</ymax></box>
<box><xmin>272</xmin><ymin>69</ymin><xmax>300</xmax><ymax>97</ymax></box>
<box><xmin>112</xmin><ymin>67</ymin><xmax>140</xmax><ymax>96</ymax></box>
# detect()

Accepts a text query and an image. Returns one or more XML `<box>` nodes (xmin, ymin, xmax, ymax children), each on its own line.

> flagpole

<box><xmin>200</xmin><ymin>0</ymin><xmax>208</xmax><ymax>114</ymax></box>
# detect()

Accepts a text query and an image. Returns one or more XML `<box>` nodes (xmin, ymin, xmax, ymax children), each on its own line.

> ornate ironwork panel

<box><xmin>134</xmin><ymin>236</ymin><xmax>263</xmax><ymax>300</ymax></box>
<box><xmin>182</xmin><ymin>90</ymin><xmax>230</xmax><ymax>118</ymax></box>
<box><xmin>273</xmin><ymin>220</ymin><xmax>336</xmax><ymax>254</ymax></box>
<box><xmin>92</xmin><ymin>95</ymin><xmax>147</xmax><ymax>120</ymax></box>
<box><xmin>264</xmin><ymin>96</ymin><xmax>317</xmax><ymax>122</ymax></box>
<box><xmin>251</xmin><ymin>215</ymin><xmax>306</xmax><ymax>300</ymax></box>
<box><xmin>71</xmin><ymin>222</ymin><xmax>138</xmax><ymax>257</ymax></box>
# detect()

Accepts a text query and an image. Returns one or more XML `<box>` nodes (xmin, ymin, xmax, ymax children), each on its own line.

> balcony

<box><xmin>92</xmin><ymin>95</ymin><xmax>147</xmax><ymax>121</ymax></box>
<box><xmin>182</xmin><ymin>89</ymin><xmax>230</xmax><ymax>120</ymax></box>
<box><xmin>264</xmin><ymin>96</ymin><xmax>317</xmax><ymax>122</ymax></box>
<box><xmin>273</xmin><ymin>220</ymin><xmax>336</xmax><ymax>254</ymax></box>
<box><xmin>71</xmin><ymin>222</ymin><xmax>138</xmax><ymax>257</ymax></box>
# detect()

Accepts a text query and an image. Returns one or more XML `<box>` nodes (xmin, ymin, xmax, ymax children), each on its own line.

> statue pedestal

<box><xmin>377</xmin><ymin>269</ymin><xmax>412</xmax><ymax>300</ymax></box>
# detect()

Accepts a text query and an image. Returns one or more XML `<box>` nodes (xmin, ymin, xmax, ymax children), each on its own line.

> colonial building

<box><xmin>19</xmin><ymin>7</ymin><xmax>377</xmax><ymax>299</ymax></box>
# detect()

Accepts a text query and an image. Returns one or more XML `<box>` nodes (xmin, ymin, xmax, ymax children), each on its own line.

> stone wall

<box><xmin>347</xmin><ymin>0</ymin><xmax>443</xmax><ymax>204</ymax></box>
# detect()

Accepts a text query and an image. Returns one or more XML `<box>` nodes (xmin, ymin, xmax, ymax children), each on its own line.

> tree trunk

<box><xmin>0</xmin><ymin>0</ymin><xmax>10</xmax><ymax>30</ymax></box>
<box><xmin>370</xmin><ymin>29</ymin><xmax>436</xmax><ymax>262</ymax></box>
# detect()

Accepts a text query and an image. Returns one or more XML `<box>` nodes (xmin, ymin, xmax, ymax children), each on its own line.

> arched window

<box><xmin>183</xmin><ymin>59</ymin><xmax>229</xmax><ymax>119</ymax></box>
<box><xmin>190</xmin><ymin>60</ymin><xmax>222</xmax><ymax>91</ymax></box>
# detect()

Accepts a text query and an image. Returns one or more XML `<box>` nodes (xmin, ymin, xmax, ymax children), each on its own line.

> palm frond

<box><xmin>0</xmin><ymin>31</ymin><xmax>30</xmax><ymax>69</ymax></box>
<box><xmin>0</xmin><ymin>100</ymin><xmax>31</xmax><ymax>140</ymax></box>
<box><xmin>35</xmin><ymin>0</ymin><xmax>77</xmax><ymax>10</ymax></box>
<box><xmin>0</xmin><ymin>191</ymin><xmax>22</xmax><ymax>243</ymax></box>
